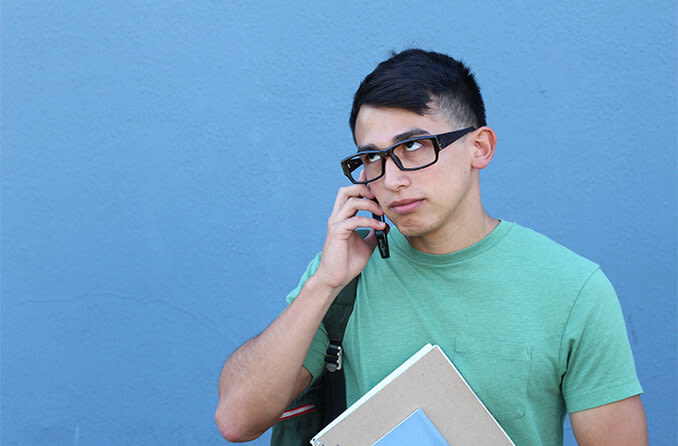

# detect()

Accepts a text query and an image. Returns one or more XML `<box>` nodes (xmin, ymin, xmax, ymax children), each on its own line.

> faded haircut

<box><xmin>349</xmin><ymin>49</ymin><xmax>487</xmax><ymax>135</ymax></box>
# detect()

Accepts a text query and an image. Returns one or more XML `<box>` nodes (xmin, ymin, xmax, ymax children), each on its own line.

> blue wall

<box><xmin>2</xmin><ymin>1</ymin><xmax>675</xmax><ymax>445</ymax></box>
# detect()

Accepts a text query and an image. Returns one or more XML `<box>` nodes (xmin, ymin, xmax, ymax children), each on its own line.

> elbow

<box><xmin>214</xmin><ymin>406</ymin><xmax>237</xmax><ymax>442</ymax></box>
<box><xmin>214</xmin><ymin>401</ymin><xmax>264</xmax><ymax>443</ymax></box>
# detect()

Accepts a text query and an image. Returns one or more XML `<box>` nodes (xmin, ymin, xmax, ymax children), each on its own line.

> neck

<box><xmin>407</xmin><ymin>207</ymin><xmax>499</xmax><ymax>255</ymax></box>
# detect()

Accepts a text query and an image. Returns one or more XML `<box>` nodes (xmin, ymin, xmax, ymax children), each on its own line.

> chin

<box><xmin>393</xmin><ymin>220</ymin><xmax>436</xmax><ymax>239</ymax></box>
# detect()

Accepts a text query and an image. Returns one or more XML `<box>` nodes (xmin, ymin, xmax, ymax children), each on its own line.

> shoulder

<box><xmin>490</xmin><ymin>222</ymin><xmax>619</xmax><ymax>315</ymax></box>
<box><xmin>501</xmin><ymin>221</ymin><xmax>601</xmax><ymax>278</ymax></box>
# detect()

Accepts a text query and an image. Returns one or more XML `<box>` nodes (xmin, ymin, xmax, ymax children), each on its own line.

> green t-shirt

<box><xmin>286</xmin><ymin>221</ymin><xmax>642</xmax><ymax>445</ymax></box>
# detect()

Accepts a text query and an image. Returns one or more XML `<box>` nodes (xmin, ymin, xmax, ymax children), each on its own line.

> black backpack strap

<box><xmin>324</xmin><ymin>275</ymin><xmax>359</xmax><ymax>356</ymax></box>
<box><xmin>321</xmin><ymin>228</ymin><xmax>367</xmax><ymax>426</ymax></box>
<box><xmin>321</xmin><ymin>273</ymin><xmax>359</xmax><ymax>426</ymax></box>
<box><xmin>323</xmin><ymin>229</ymin><xmax>367</xmax><ymax>355</ymax></box>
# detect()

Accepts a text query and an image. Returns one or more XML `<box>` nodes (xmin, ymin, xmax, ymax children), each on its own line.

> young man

<box><xmin>215</xmin><ymin>49</ymin><xmax>647</xmax><ymax>445</ymax></box>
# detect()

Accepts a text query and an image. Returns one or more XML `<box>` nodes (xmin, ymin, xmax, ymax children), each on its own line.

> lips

<box><xmin>389</xmin><ymin>198</ymin><xmax>423</xmax><ymax>215</ymax></box>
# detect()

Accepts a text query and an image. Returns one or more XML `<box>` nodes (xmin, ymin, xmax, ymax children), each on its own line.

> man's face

<box><xmin>353</xmin><ymin>105</ymin><xmax>480</xmax><ymax>244</ymax></box>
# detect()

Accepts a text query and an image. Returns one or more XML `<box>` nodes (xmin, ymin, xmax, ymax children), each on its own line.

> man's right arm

<box><xmin>214</xmin><ymin>183</ymin><xmax>386</xmax><ymax>442</ymax></box>
<box><xmin>214</xmin><ymin>274</ymin><xmax>339</xmax><ymax>442</ymax></box>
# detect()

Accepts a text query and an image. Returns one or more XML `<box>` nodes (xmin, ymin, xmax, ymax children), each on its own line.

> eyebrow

<box><xmin>357</xmin><ymin>128</ymin><xmax>431</xmax><ymax>152</ymax></box>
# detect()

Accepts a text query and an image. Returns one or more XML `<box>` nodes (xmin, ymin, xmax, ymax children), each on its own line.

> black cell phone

<box><xmin>371</xmin><ymin>200</ymin><xmax>390</xmax><ymax>259</ymax></box>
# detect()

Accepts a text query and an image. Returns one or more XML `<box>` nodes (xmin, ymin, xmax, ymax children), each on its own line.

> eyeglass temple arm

<box><xmin>436</xmin><ymin>127</ymin><xmax>476</xmax><ymax>149</ymax></box>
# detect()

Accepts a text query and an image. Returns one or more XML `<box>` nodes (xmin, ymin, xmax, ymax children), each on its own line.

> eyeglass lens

<box><xmin>350</xmin><ymin>137</ymin><xmax>437</xmax><ymax>182</ymax></box>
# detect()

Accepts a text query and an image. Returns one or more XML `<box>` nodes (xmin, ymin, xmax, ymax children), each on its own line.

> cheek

<box><xmin>367</xmin><ymin>182</ymin><xmax>383</xmax><ymax>197</ymax></box>
<box><xmin>429</xmin><ymin>163</ymin><xmax>473</xmax><ymax>198</ymax></box>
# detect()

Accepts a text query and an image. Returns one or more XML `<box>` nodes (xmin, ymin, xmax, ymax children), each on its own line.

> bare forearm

<box><xmin>215</xmin><ymin>275</ymin><xmax>337</xmax><ymax>442</ymax></box>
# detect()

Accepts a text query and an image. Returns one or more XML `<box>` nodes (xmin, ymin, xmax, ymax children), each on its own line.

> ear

<box><xmin>470</xmin><ymin>126</ymin><xmax>497</xmax><ymax>169</ymax></box>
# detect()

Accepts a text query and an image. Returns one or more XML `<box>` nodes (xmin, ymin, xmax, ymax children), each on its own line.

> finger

<box><xmin>329</xmin><ymin>215</ymin><xmax>387</xmax><ymax>236</ymax></box>
<box><xmin>331</xmin><ymin>197</ymin><xmax>383</xmax><ymax>224</ymax></box>
<box><xmin>330</xmin><ymin>184</ymin><xmax>375</xmax><ymax>217</ymax></box>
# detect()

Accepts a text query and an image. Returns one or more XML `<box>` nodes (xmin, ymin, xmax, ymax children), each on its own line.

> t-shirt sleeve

<box><xmin>285</xmin><ymin>252</ymin><xmax>329</xmax><ymax>381</ymax></box>
<box><xmin>559</xmin><ymin>267</ymin><xmax>643</xmax><ymax>413</ymax></box>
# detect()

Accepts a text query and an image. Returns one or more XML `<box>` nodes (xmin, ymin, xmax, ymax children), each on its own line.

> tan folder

<box><xmin>311</xmin><ymin>344</ymin><xmax>515</xmax><ymax>446</ymax></box>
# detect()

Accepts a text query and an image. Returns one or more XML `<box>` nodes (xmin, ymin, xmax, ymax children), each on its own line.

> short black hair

<box><xmin>349</xmin><ymin>49</ymin><xmax>487</xmax><ymax>135</ymax></box>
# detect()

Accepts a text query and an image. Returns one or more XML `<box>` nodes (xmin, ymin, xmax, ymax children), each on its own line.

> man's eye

<box><xmin>365</xmin><ymin>153</ymin><xmax>383</xmax><ymax>163</ymax></box>
<box><xmin>404</xmin><ymin>141</ymin><xmax>423</xmax><ymax>151</ymax></box>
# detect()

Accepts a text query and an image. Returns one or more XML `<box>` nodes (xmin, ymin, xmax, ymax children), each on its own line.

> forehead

<box><xmin>353</xmin><ymin>105</ymin><xmax>450</xmax><ymax>148</ymax></box>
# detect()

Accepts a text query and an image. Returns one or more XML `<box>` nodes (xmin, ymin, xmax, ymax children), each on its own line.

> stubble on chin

<box><xmin>391</xmin><ymin>215</ymin><xmax>440</xmax><ymax>240</ymax></box>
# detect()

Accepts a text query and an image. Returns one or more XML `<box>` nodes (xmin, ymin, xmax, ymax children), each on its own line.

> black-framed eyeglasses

<box><xmin>340</xmin><ymin>127</ymin><xmax>476</xmax><ymax>184</ymax></box>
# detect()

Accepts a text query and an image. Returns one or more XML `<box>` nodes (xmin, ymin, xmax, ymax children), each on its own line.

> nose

<box><xmin>382</xmin><ymin>156</ymin><xmax>410</xmax><ymax>190</ymax></box>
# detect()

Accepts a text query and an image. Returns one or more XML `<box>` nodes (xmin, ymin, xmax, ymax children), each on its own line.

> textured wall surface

<box><xmin>1</xmin><ymin>1</ymin><xmax>676</xmax><ymax>445</ymax></box>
